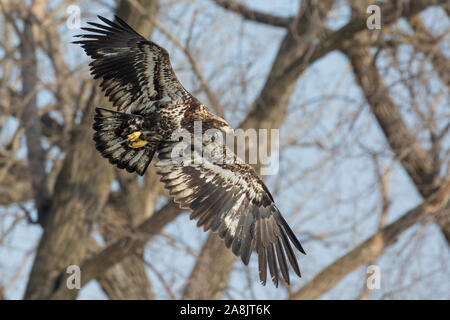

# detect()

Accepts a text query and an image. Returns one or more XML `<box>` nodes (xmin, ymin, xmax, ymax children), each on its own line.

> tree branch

<box><xmin>212</xmin><ymin>0</ymin><xmax>293</xmax><ymax>28</ymax></box>
<box><xmin>24</xmin><ymin>84</ymin><xmax>115</xmax><ymax>299</ymax></box>
<box><xmin>48</xmin><ymin>201</ymin><xmax>184</xmax><ymax>299</ymax></box>
<box><xmin>407</xmin><ymin>14</ymin><xmax>450</xmax><ymax>87</ymax></box>
<box><xmin>286</xmin><ymin>0</ymin><xmax>448</xmax><ymax>82</ymax></box>
<box><xmin>343</xmin><ymin>29</ymin><xmax>450</xmax><ymax>244</ymax></box>
<box><xmin>290</xmin><ymin>179</ymin><xmax>450</xmax><ymax>300</ymax></box>
<box><xmin>18</xmin><ymin>1</ymin><xmax>51</xmax><ymax>223</ymax></box>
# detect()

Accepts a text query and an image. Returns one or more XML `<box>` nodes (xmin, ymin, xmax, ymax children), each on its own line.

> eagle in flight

<box><xmin>74</xmin><ymin>15</ymin><xmax>305</xmax><ymax>286</ymax></box>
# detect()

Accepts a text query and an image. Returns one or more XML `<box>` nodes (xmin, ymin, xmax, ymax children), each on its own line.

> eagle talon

<box><xmin>128</xmin><ymin>139</ymin><xmax>148</xmax><ymax>148</ymax></box>
<box><xmin>127</xmin><ymin>131</ymin><xmax>148</xmax><ymax>148</ymax></box>
<box><xmin>127</xmin><ymin>131</ymin><xmax>142</xmax><ymax>142</ymax></box>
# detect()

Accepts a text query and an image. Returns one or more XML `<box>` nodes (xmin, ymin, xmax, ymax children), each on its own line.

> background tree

<box><xmin>0</xmin><ymin>0</ymin><xmax>448</xmax><ymax>299</ymax></box>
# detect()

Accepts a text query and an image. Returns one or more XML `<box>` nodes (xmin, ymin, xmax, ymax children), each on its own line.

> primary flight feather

<box><xmin>74</xmin><ymin>15</ymin><xmax>305</xmax><ymax>286</ymax></box>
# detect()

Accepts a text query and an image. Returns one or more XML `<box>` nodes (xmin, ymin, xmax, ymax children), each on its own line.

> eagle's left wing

<box><xmin>156</xmin><ymin>144</ymin><xmax>305</xmax><ymax>286</ymax></box>
<box><xmin>73</xmin><ymin>15</ymin><xmax>188</xmax><ymax>114</ymax></box>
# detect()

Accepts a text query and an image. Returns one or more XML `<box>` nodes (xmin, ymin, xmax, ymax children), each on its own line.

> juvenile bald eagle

<box><xmin>74</xmin><ymin>15</ymin><xmax>305</xmax><ymax>286</ymax></box>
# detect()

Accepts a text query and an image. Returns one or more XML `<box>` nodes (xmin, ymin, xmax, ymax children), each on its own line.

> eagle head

<box><xmin>205</xmin><ymin>112</ymin><xmax>233</xmax><ymax>135</ymax></box>
<box><xmin>217</xmin><ymin>120</ymin><xmax>233</xmax><ymax>135</ymax></box>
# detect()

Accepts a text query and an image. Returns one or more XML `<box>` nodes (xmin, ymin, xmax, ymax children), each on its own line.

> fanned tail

<box><xmin>93</xmin><ymin>108</ymin><xmax>155</xmax><ymax>175</ymax></box>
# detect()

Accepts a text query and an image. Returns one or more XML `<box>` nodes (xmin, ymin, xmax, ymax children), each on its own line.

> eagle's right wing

<box><xmin>74</xmin><ymin>15</ymin><xmax>188</xmax><ymax>114</ymax></box>
<box><xmin>156</xmin><ymin>143</ymin><xmax>305</xmax><ymax>286</ymax></box>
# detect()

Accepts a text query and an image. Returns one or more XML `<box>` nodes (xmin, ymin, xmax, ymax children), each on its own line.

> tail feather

<box><xmin>93</xmin><ymin>108</ymin><xmax>155</xmax><ymax>175</ymax></box>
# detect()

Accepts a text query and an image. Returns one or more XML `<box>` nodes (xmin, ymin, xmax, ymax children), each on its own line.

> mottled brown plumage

<box><xmin>74</xmin><ymin>15</ymin><xmax>305</xmax><ymax>286</ymax></box>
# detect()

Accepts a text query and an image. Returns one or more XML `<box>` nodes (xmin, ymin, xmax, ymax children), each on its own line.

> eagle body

<box><xmin>93</xmin><ymin>93</ymin><xmax>229</xmax><ymax>174</ymax></box>
<box><xmin>75</xmin><ymin>15</ymin><xmax>305</xmax><ymax>286</ymax></box>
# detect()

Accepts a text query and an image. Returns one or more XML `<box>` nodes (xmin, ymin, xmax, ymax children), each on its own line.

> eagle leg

<box><xmin>127</xmin><ymin>131</ymin><xmax>148</xmax><ymax>148</ymax></box>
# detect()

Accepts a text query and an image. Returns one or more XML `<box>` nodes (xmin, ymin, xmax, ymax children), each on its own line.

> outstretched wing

<box><xmin>73</xmin><ymin>15</ymin><xmax>188</xmax><ymax>114</ymax></box>
<box><xmin>156</xmin><ymin>144</ymin><xmax>305</xmax><ymax>286</ymax></box>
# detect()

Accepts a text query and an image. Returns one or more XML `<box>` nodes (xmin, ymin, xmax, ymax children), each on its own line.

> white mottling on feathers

<box><xmin>167</xmin><ymin>175</ymin><xmax>187</xmax><ymax>186</ymax></box>
<box><xmin>223</xmin><ymin>193</ymin><xmax>245</xmax><ymax>237</ymax></box>
<box><xmin>171</xmin><ymin>181</ymin><xmax>189</xmax><ymax>193</ymax></box>
<box><xmin>174</xmin><ymin>188</ymin><xmax>194</xmax><ymax>199</ymax></box>
<box><xmin>201</xmin><ymin>160</ymin><xmax>254</xmax><ymax>200</ymax></box>
<box><xmin>155</xmin><ymin>159</ymin><xmax>173</xmax><ymax>167</ymax></box>
<box><xmin>143</xmin><ymin>46</ymin><xmax>157</xmax><ymax>98</ymax></box>
<box><xmin>97</xmin><ymin>50</ymin><xmax>120</xmax><ymax>56</ymax></box>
